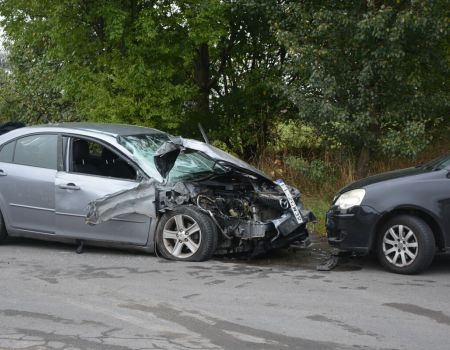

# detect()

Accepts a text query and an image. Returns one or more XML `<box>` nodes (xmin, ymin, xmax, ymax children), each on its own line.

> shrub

<box><xmin>285</xmin><ymin>156</ymin><xmax>334</xmax><ymax>184</ymax></box>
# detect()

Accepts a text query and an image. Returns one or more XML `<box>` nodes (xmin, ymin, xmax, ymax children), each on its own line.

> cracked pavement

<box><xmin>0</xmin><ymin>236</ymin><xmax>449</xmax><ymax>350</ymax></box>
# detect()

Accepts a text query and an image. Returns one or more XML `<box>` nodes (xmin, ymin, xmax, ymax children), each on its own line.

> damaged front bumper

<box><xmin>235</xmin><ymin>206</ymin><xmax>316</xmax><ymax>257</ymax></box>
<box><xmin>271</xmin><ymin>208</ymin><xmax>316</xmax><ymax>247</ymax></box>
<box><xmin>229</xmin><ymin>206</ymin><xmax>316</xmax><ymax>249</ymax></box>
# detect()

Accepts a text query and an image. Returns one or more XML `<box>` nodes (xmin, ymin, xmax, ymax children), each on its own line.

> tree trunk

<box><xmin>242</xmin><ymin>143</ymin><xmax>258</xmax><ymax>162</ymax></box>
<box><xmin>193</xmin><ymin>43</ymin><xmax>210</xmax><ymax>114</ymax></box>
<box><xmin>356</xmin><ymin>146</ymin><xmax>370</xmax><ymax>179</ymax></box>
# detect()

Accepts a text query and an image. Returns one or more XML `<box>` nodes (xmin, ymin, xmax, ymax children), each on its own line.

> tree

<box><xmin>0</xmin><ymin>0</ymin><xmax>290</xmax><ymax>159</ymax></box>
<box><xmin>277</xmin><ymin>0</ymin><xmax>450</xmax><ymax>176</ymax></box>
<box><xmin>0</xmin><ymin>1</ymin><xmax>75</xmax><ymax>123</ymax></box>
<box><xmin>207</xmin><ymin>0</ymin><xmax>293</xmax><ymax>159</ymax></box>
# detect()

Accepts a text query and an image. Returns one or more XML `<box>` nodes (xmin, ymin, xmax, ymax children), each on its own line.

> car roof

<box><xmin>28</xmin><ymin>122</ymin><xmax>166</xmax><ymax>137</ymax></box>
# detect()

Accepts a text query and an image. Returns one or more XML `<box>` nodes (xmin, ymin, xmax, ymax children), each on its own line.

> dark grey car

<box><xmin>0</xmin><ymin>123</ymin><xmax>314</xmax><ymax>261</ymax></box>
<box><xmin>327</xmin><ymin>154</ymin><xmax>450</xmax><ymax>274</ymax></box>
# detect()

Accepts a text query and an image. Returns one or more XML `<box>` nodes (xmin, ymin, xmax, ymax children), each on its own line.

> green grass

<box><xmin>302</xmin><ymin>194</ymin><xmax>331</xmax><ymax>235</ymax></box>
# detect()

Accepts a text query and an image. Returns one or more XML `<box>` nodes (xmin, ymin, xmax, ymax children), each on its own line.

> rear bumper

<box><xmin>326</xmin><ymin>205</ymin><xmax>380</xmax><ymax>253</ymax></box>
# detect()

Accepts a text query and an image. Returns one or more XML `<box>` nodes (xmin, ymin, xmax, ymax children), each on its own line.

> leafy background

<box><xmin>0</xmin><ymin>0</ymin><xmax>449</xmax><ymax>232</ymax></box>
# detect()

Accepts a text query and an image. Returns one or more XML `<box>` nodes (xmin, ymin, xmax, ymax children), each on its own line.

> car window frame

<box><xmin>0</xmin><ymin>139</ymin><xmax>17</xmax><ymax>164</ymax></box>
<box><xmin>63</xmin><ymin>134</ymin><xmax>144</xmax><ymax>182</ymax></box>
<box><xmin>0</xmin><ymin>132</ymin><xmax>62</xmax><ymax>171</ymax></box>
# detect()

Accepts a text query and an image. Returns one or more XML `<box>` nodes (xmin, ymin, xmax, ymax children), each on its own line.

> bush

<box><xmin>269</xmin><ymin>121</ymin><xmax>321</xmax><ymax>152</ymax></box>
<box><xmin>285</xmin><ymin>156</ymin><xmax>334</xmax><ymax>184</ymax></box>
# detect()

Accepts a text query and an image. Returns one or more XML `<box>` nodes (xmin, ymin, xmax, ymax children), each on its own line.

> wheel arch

<box><xmin>370</xmin><ymin>206</ymin><xmax>445</xmax><ymax>252</ymax></box>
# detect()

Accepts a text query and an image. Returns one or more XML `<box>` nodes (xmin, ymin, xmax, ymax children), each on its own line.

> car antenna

<box><xmin>198</xmin><ymin>123</ymin><xmax>209</xmax><ymax>144</ymax></box>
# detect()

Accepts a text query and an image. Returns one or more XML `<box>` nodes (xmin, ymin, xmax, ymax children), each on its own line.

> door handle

<box><xmin>59</xmin><ymin>183</ymin><xmax>80</xmax><ymax>190</ymax></box>
<box><xmin>0</xmin><ymin>169</ymin><xmax>6</xmax><ymax>176</ymax></box>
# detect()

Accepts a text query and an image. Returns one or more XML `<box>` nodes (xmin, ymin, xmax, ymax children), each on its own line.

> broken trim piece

<box><xmin>154</xmin><ymin>142</ymin><xmax>181</xmax><ymax>179</ymax></box>
<box><xmin>275</xmin><ymin>179</ymin><xmax>304</xmax><ymax>224</ymax></box>
<box><xmin>86</xmin><ymin>180</ymin><xmax>158</xmax><ymax>225</ymax></box>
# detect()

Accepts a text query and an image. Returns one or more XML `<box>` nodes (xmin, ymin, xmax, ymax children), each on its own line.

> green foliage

<box><xmin>379</xmin><ymin>120</ymin><xmax>431</xmax><ymax>158</ymax></box>
<box><xmin>0</xmin><ymin>0</ymin><xmax>291</xmax><ymax>157</ymax></box>
<box><xmin>269</xmin><ymin>120</ymin><xmax>321</xmax><ymax>152</ymax></box>
<box><xmin>0</xmin><ymin>0</ymin><xmax>448</xmax><ymax>182</ymax></box>
<box><xmin>203</xmin><ymin>0</ymin><xmax>294</xmax><ymax>158</ymax></box>
<box><xmin>277</xmin><ymin>0</ymin><xmax>450</xmax><ymax>167</ymax></box>
<box><xmin>0</xmin><ymin>0</ymin><xmax>225</xmax><ymax>130</ymax></box>
<box><xmin>302</xmin><ymin>194</ymin><xmax>331</xmax><ymax>234</ymax></box>
<box><xmin>286</xmin><ymin>156</ymin><xmax>334</xmax><ymax>184</ymax></box>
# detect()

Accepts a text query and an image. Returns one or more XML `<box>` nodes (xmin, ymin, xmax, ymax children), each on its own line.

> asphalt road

<box><xmin>0</xmin><ymin>236</ymin><xmax>449</xmax><ymax>350</ymax></box>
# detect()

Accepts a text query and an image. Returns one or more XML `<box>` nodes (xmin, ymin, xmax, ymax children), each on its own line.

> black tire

<box><xmin>156</xmin><ymin>206</ymin><xmax>218</xmax><ymax>261</ymax></box>
<box><xmin>0</xmin><ymin>211</ymin><xmax>7</xmax><ymax>244</ymax></box>
<box><xmin>377</xmin><ymin>215</ymin><xmax>435</xmax><ymax>274</ymax></box>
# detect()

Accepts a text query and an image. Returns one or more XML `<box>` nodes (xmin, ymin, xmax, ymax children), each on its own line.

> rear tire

<box><xmin>156</xmin><ymin>206</ymin><xmax>218</xmax><ymax>261</ymax></box>
<box><xmin>377</xmin><ymin>215</ymin><xmax>435</xmax><ymax>274</ymax></box>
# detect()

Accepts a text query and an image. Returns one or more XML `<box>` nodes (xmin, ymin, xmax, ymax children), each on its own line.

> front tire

<box><xmin>0</xmin><ymin>211</ymin><xmax>7</xmax><ymax>244</ymax></box>
<box><xmin>156</xmin><ymin>206</ymin><xmax>218</xmax><ymax>261</ymax></box>
<box><xmin>377</xmin><ymin>215</ymin><xmax>435</xmax><ymax>274</ymax></box>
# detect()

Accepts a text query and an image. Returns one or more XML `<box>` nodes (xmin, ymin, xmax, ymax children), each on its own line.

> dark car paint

<box><xmin>327</xmin><ymin>205</ymin><xmax>381</xmax><ymax>252</ymax></box>
<box><xmin>336</xmin><ymin>167</ymin><xmax>430</xmax><ymax>195</ymax></box>
<box><xmin>327</xmin><ymin>166</ymin><xmax>450</xmax><ymax>253</ymax></box>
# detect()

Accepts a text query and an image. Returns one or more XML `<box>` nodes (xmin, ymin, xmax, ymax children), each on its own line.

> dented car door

<box><xmin>55</xmin><ymin>137</ymin><xmax>152</xmax><ymax>245</ymax></box>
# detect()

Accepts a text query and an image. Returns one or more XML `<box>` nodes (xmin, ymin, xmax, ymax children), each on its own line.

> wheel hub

<box><xmin>382</xmin><ymin>224</ymin><xmax>418</xmax><ymax>268</ymax></box>
<box><xmin>177</xmin><ymin>230</ymin><xmax>188</xmax><ymax>240</ymax></box>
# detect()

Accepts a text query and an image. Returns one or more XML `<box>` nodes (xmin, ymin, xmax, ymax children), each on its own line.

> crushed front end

<box><xmin>157</xmin><ymin>172</ymin><xmax>316</xmax><ymax>256</ymax></box>
<box><xmin>86</xmin><ymin>134</ymin><xmax>316</xmax><ymax>257</ymax></box>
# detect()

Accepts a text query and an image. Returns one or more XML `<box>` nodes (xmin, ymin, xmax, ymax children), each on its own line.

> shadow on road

<box><xmin>2</xmin><ymin>234</ymin><xmax>450</xmax><ymax>274</ymax></box>
<box><xmin>2</xmin><ymin>236</ymin><xmax>148</xmax><ymax>257</ymax></box>
<box><xmin>217</xmin><ymin>234</ymin><xmax>450</xmax><ymax>275</ymax></box>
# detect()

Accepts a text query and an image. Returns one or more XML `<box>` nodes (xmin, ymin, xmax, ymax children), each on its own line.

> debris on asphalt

<box><xmin>316</xmin><ymin>254</ymin><xmax>339</xmax><ymax>271</ymax></box>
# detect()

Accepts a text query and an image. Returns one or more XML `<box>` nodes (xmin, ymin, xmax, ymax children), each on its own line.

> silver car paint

<box><xmin>0</xmin><ymin>123</ymin><xmax>282</xmax><ymax>251</ymax></box>
<box><xmin>0</xmin><ymin>162</ymin><xmax>56</xmax><ymax>235</ymax></box>
<box><xmin>0</xmin><ymin>124</ymin><xmax>160</xmax><ymax>249</ymax></box>
<box><xmin>55</xmin><ymin>172</ymin><xmax>151</xmax><ymax>245</ymax></box>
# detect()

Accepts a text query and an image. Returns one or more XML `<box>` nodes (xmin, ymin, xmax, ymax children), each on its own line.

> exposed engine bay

<box><xmin>159</xmin><ymin>172</ymin><xmax>315</xmax><ymax>255</ymax></box>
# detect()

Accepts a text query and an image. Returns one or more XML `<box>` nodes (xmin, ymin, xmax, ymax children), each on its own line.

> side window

<box><xmin>0</xmin><ymin>141</ymin><xmax>15</xmax><ymax>163</ymax></box>
<box><xmin>14</xmin><ymin>135</ymin><xmax>58</xmax><ymax>170</ymax></box>
<box><xmin>71</xmin><ymin>137</ymin><xmax>136</xmax><ymax>180</ymax></box>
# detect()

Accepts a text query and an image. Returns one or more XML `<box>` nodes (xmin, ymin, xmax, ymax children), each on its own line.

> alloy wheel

<box><xmin>162</xmin><ymin>214</ymin><xmax>202</xmax><ymax>259</ymax></box>
<box><xmin>382</xmin><ymin>225</ymin><xmax>418</xmax><ymax>267</ymax></box>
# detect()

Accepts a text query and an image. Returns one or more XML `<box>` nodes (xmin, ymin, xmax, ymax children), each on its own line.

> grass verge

<box><xmin>302</xmin><ymin>194</ymin><xmax>330</xmax><ymax>235</ymax></box>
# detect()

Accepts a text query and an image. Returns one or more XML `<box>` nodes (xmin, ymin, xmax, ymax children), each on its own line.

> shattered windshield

<box><xmin>118</xmin><ymin>133</ymin><xmax>226</xmax><ymax>182</ymax></box>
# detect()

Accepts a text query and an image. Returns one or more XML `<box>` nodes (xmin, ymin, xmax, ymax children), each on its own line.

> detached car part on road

<box><xmin>327</xmin><ymin>155</ymin><xmax>450</xmax><ymax>274</ymax></box>
<box><xmin>0</xmin><ymin>123</ymin><xmax>315</xmax><ymax>261</ymax></box>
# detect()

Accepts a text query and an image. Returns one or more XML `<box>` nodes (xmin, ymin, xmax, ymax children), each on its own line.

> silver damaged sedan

<box><xmin>0</xmin><ymin>123</ymin><xmax>315</xmax><ymax>261</ymax></box>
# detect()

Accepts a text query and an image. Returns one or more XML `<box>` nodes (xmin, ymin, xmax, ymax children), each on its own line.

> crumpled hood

<box><xmin>154</xmin><ymin>136</ymin><xmax>272</xmax><ymax>182</ymax></box>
